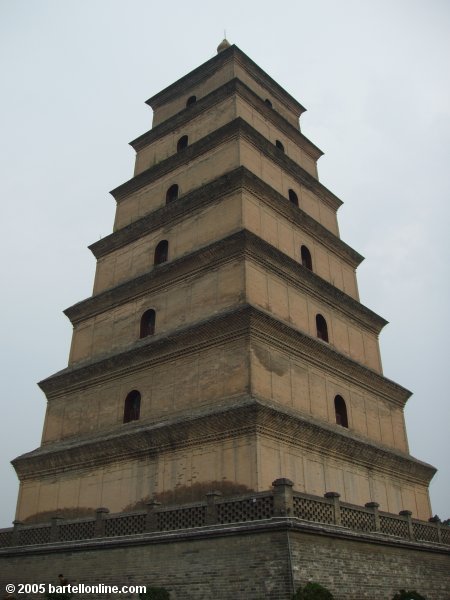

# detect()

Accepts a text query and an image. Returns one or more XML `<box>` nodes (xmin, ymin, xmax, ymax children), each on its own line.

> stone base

<box><xmin>1</xmin><ymin>519</ymin><xmax>449</xmax><ymax>600</ymax></box>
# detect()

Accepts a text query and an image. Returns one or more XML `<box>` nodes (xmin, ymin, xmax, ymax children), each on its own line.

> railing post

<box><xmin>12</xmin><ymin>520</ymin><xmax>23</xmax><ymax>546</ymax></box>
<box><xmin>399</xmin><ymin>510</ymin><xmax>414</xmax><ymax>540</ymax></box>
<box><xmin>365</xmin><ymin>502</ymin><xmax>380</xmax><ymax>532</ymax></box>
<box><xmin>429</xmin><ymin>515</ymin><xmax>442</xmax><ymax>543</ymax></box>
<box><xmin>50</xmin><ymin>515</ymin><xmax>64</xmax><ymax>542</ymax></box>
<box><xmin>95</xmin><ymin>507</ymin><xmax>109</xmax><ymax>537</ymax></box>
<box><xmin>205</xmin><ymin>491</ymin><xmax>222</xmax><ymax>525</ymax></box>
<box><xmin>324</xmin><ymin>492</ymin><xmax>341</xmax><ymax>525</ymax></box>
<box><xmin>272</xmin><ymin>478</ymin><xmax>294</xmax><ymax>517</ymax></box>
<box><xmin>145</xmin><ymin>500</ymin><xmax>161</xmax><ymax>532</ymax></box>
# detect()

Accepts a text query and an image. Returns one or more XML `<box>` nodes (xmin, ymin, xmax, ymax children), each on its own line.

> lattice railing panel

<box><xmin>340</xmin><ymin>506</ymin><xmax>374</xmax><ymax>531</ymax></box>
<box><xmin>441</xmin><ymin>527</ymin><xmax>450</xmax><ymax>545</ymax></box>
<box><xmin>412</xmin><ymin>522</ymin><xmax>439</xmax><ymax>543</ymax></box>
<box><xmin>157</xmin><ymin>505</ymin><xmax>207</xmax><ymax>531</ymax></box>
<box><xmin>1</xmin><ymin>493</ymin><xmax>449</xmax><ymax>549</ymax></box>
<box><xmin>17</xmin><ymin>526</ymin><xmax>51</xmax><ymax>546</ymax></box>
<box><xmin>0</xmin><ymin>530</ymin><xmax>12</xmax><ymax>547</ymax></box>
<box><xmin>379</xmin><ymin>515</ymin><xmax>409</xmax><ymax>538</ymax></box>
<box><xmin>217</xmin><ymin>496</ymin><xmax>274</xmax><ymax>524</ymax></box>
<box><xmin>59</xmin><ymin>520</ymin><xmax>96</xmax><ymax>541</ymax></box>
<box><xmin>105</xmin><ymin>513</ymin><xmax>146</xmax><ymax>537</ymax></box>
<box><xmin>293</xmin><ymin>496</ymin><xmax>333</xmax><ymax>524</ymax></box>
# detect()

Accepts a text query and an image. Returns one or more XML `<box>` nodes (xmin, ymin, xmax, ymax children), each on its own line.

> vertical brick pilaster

<box><xmin>429</xmin><ymin>516</ymin><xmax>442</xmax><ymax>543</ymax></box>
<box><xmin>325</xmin><ymin>492</ymin><xmax>341</xmax><ymax>525</ymax></box>
<box><xmin>399</xmin><ymin>510</ymin><xmax>414</xmax><ymax>540</ymax></box>
<box><xmin>205</xmin><ymin>491</ymin><xmax>222</xmax><ymax>525</ymax></box>
<box><xmin>50</xmin><ymin>516</ymin><xmax>64</xmax><ymax>542</ymax></box>
<box><xmin>272</xmin><ymin>478</ymin><xmax>294</xmax><ymax>517</ymax></box>
<box><xmin>145</xmin><ymin>500</ymin><xmax>161</xmax><ymax>532</ymax></box>
<box><xmin>365</xmin><ymin>502</ymin><xmax>380</xmax><ymax>532</ymax></box>
<box><xmin>95</xmin><ymin>507</ymin><xmax>109</xmax><ymax>537</ymax></box>
<box><xmin>12</xmin><ymin>520</ymin><xmax>23</xmax><ymax>546</ymax></box>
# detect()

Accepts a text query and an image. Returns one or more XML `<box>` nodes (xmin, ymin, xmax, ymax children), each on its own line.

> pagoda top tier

<box><xmin>146</xmin><ymin>44</ymin><xmax>306</xmax><ymax>129</ymax></box>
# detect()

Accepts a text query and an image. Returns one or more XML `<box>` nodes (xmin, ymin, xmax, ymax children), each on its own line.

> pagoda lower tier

<box><xmin>13</xmin><ymin>306</ymin><xmax>435</xmax><ymax>523</ymax></box>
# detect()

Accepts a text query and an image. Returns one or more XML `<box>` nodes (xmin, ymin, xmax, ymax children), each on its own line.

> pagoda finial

<box><xmin>217</xmin><ymin>36</ymin><xmax>231</xmax><ymax>53</ymax></box>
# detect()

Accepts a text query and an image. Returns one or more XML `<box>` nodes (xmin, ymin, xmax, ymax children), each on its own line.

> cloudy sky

<box><xmin>0</xmin><ymin>0</ymin><xmax>449</xmax><ymax>528</ymax></box>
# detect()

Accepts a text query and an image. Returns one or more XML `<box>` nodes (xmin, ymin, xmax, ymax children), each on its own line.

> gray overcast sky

<box><xmin>0</xmin><ymin>0</ymin><xmax>449</xmax><ymax>528</ymax></box>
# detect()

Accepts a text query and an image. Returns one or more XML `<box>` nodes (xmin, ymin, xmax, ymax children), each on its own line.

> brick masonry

<box><xmin>6</xmin><ymin>44</ymin><xmax>446</xmax><ymax>600</ymax></box>
<box><xmin>1</xmin><ymin>520</ymin><xmax>449</xmax><ymax>600</ymax></box>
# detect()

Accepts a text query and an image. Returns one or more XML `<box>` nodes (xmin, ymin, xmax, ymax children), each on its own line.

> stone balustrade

<box><xmin>1</xmin><ymin>479</ymin><xmax>448</xmax><ymax>548</ymax></box>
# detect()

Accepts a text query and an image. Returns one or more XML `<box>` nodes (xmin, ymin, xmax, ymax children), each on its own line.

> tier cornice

<box><xmin>43</xmin><ymin>306</ymin><xmax>409</xmax><ymax>407</ymax></box>
<box><xmin>71</xmin><ymin>233</ymin><xmax>245</xmax><ymax>323</ymax></box>
<box><xmin>146</xmin><ymin>44</ymin><xmax>306</xmax><ymax>118</ymax></box>
<box><xmin>94</xmin><ymin>168</ymin><xmax>244</xmax><ymax>257</ymax></box>
<box><xmin>13</xmin><ymin>396</ymin><xmax>434</xmax><ymax>485</ymax></box>
<box><xmin>72</xmin><ymin>230</ymin><xmax>383</xmax><ymax>335</ymax></box>
<box><xmin>241</xmin><ymin>119</ymin><xmax>342</xmax><ymax>210</ymax></box>
<box><xmin>249</xmin><ymin>307</ymin><xmax>407</xmax><ymax>405</ymax></box>
<box><xmin>111</xmin><ymin>118</ymin><xmax>341</xmax><ymax>210</ymax></box>
<box><xmin>240</xmin><ymin>168</ymin><xmax>359</xmax><ymax>263</ymax></box>
<box><xmin>94</xmin><ymin>167</ymin><xmax>360</xmax><ymax>266</ymax></box>
<box><xmin>246</xmin><ymin>232</ymin><xmax>385</xmax><ymax>335</ymax></box>
<box><xmin>132</xmin><ymin>78</ymin><xmax>322</xmax><ymax>161</ymax></box>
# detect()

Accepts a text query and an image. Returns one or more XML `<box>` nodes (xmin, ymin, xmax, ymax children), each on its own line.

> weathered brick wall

<box><xmin>289</xmin><ymin>530</ymin><xmax>450</xmax><ymax>600</ymax></box>
<box><xmin>1</xmin><ymin>522</ymin><xmax>449</xmax><ymax>600</ymax></box>
<box><xmin>0</xmin><ymin>527</ymin><xmax>291</xmax><ymax>600</ymax></box>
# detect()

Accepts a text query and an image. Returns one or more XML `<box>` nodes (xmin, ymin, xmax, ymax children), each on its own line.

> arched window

<box><xmin>140</xmin><ymin>309</ymin><xmax>156</xmax><ymax>338</ymax></box>
<box><xmin>301</xmin><ymin>245</ymin><xmax>313</xmax><ymax>271</ymax></box>
<box><xmin>166</xmin><ymin>184</ymin><xmax>179</xmax><ymax>204</ymax></box>
<box><xmin>334</xmin><ymin>395</ymin><xmax>348</xmax><ymax>428</ymax></box>
<box><xmin>275</xmin><ymin>140</ymin><xmax>285</xmax><ymax>152</ymax></box>
<box><xmin>288</xmin><ymin>189</ymin><xmax>298</xmax><ymax>207</ymax></box>
<box><xmin>186</xmin><ymin>95</ymin><xmax>197</xmax><ymax>107</ymax></box>
<box><xmin>265</xmin><ymin>98</ymin><xmax>273</xmax><ymax>108</ymax></box>
<box><xmin>177</xmin><ymin>135</ymin><xmax>188</xmax><ymax>152</ymax></box>
<box><xmin>316</xmin><ymin>314</ymin><xmax>329</xmax><ymax>342</ymax></box>
<box><xmin>154</xmin><ymin>240</ymin><xmax>168</xmax><ymax>265</ymax></box>
<box><xmin>123</xmin><ymin>390</ymin><xmax>141</xmax><ymax>423</ymax></box>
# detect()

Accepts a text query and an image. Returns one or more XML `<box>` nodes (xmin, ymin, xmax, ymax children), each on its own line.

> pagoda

<box><xmin>13</xmin><ymin>41</ymin><xmax>435</xmax><ymax>524</ymax></box>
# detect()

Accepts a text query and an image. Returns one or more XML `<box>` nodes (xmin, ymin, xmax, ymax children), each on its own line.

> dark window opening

<box><xmin>288</xmin><ymin>189</ymin><xmax>298</xmax><ymax>206</ymax></box>
<box><xmin>334</xmin><ymin>395</ymin><xmax>348</xmax><ymax>428</ymax></box>
<box><xmin>177</xmin><ymin>135</ymin><xmax>188</xmax><ymax>152</ymax></box>
<box><xmin>140</xmin><ymin>309</ymin><xmax>156</xmax><ymax>338</ymax></box>
<box><xmin>166</xmin><ymin>184</ymin><xmax>179</xmax><ymax>204</ymax></box>
<box><xmin>154</xmin><ymin>240</ymin><xmax>169</xmax><ymax>265</ymax></box>
<box><xmin>301</xmin><ymin>245</ymin><xmax>313</xmax><ymax>271</ymax></box>
<box><xmin>265</xmin><ymin>98</ymin><xmax>273</xmax><ymax>108</ymax></box>
<box><xmin>275</xmin><ymin>140</ymin><xmax>285</xmax><ymax>152</ymax></box>
<box><xmin>186</xmin><ymin>95</ymin><xmax>197</xmax><ymax>107</ymax></box>
<box><xmin>316</xmin><ymin>314</ymin><xmax>329</xmax><ymax>342</ymax></box>
<box><xmin>123</xmin><ymin>390</ymin><xmax>141</xmax><ymax>423</ymax></box>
